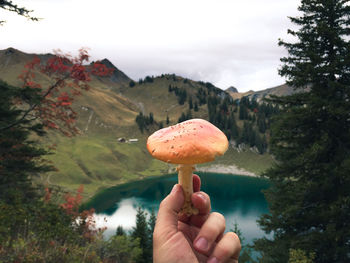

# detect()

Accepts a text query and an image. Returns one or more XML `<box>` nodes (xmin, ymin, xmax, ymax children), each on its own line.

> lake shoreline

<box><xmin>196</xmin><ymin>164</ymin><xmax>257</xmax><ymax>177</ymax></box>
<box><xmin>92</xmin><ymin>173</ymin><xmax>269</xmax><ymax>245</ymax></box>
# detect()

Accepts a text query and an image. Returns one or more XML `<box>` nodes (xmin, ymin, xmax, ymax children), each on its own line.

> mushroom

<box><xmin>147</xmin><ymin>118</ymin><xmax>229</xmax><ymax>216</ymax></box>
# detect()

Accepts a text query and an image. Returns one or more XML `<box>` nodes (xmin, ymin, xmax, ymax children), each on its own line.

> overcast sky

<box><xmin>0</xmin><ymin>0</ymin><xmax>301</xmax><ymax>92</ymax></box>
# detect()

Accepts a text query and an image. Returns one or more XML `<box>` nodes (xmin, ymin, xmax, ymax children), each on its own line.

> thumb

<box><xmin>154</xmin><ymin>184</ymin><xmax>184</xmax><ymax>245</ymax></box>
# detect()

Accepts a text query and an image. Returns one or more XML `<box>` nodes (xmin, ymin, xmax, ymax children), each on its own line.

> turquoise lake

<box><xmin>90</xmin><ymin>172</ymin><xmax>270</xmax><ymax>245</ymax></box>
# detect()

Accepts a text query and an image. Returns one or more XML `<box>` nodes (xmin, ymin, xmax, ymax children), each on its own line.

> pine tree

<box><xmin>196</xmin><ymin>88</ymin><xmax>207</xmax><ymax>105</ymax></box>
<box><xmin>229</xmin><ymin>113</ymin><xmax>239</xmax><ymax>140</ymax></box>
<box><xmin>194</xmin><ymin>101</ymin><xmax>199</xmax><ymax>112</ymax></box>
<box><xmin>186</xmin><ymin>109</ymin><xmax>192</xmax><ymax>120</ymax></box>
<box><xmin>257</xmin><ymin>113</ymin><xmax>267</xmax><ymax>134</ymax></box>
<box><xmin>239</xmin><ymin>121</ymin><xmax>254</xmax><ymax>146</ymax></box>
<box><xmin>149</xmin><ymin>112</ymin><xmax>154</xmax><ymax>124</ymax></box>
<box><xmin>166</xmin><ymin>115</ymin><xmax>170</xmax><ymax>125</ymax></box>
<box><xmin>239</xmin><ymin>104</ymin><xmax>249</xmax><ymax>120</ymax></box>
<box><xmin>255</xmin><ymin>1</ymin><xmax>350</xmax><ymax>262</ymax></box>
<box><xmin>176</xmin><ymin>88</ymin><xmax>187</xmax><ymax>105</ymax></box>
<box><xmin>148</xmin><ymin>208</ymin><xmax>157</xmax><ymax>262</ymax></box>
<box><xmin>189</xmin><ymin>96</ymin><xmax>193</xmax><ymax>109</ymax></box>
<box><xmin>178</xmin><ymin>112</ymin><xmax>187</xmax><ymax>123</ymax></box>
<box><xmin>132</xmin><ymin>207</ymin><xmax>151</xmax><ymax>263</ymax></box>
<box><xmin>116</xmin><ymin>225</ymin><xmax>126</xmax><ymax>236</ymax></box>
<box><xmin>129</xmin><ymin>80</ymin><xmax>136</xmax><ymax>87</ymax></box>
<box><xmin>0</xmin><ymin>81</ymin><xmax>52</xmax><ymax>204</ymax></box>
<box><xmin>148</xmin><ymin>208</ymin><xmax>156</xmax><ymax>238</ymax></box>
<box><xmin>135</xmin><ymin>112</ymin><xmax>145</xmax><ymax>133</ymax></box>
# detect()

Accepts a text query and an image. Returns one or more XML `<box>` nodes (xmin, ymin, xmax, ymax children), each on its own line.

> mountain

<box><xmin>245</xmin><ymin>83</ymin><xmax>295</xmax><ymax>101</ymax></box>
<box><xmin>0</xmin><ymin>47</ymin><xmax>34</xmax><ymax>65</ymax></box>
<box><xmin>94</xmin><ymin>58</ymin><xmax>131</xmax><ymax>84</ymax></box>
<box><xmin>225</xmin><ymin>86</ymin><xmax>238</xmax><ymax>93</ymax></box>
<box><xmin>225</xmin><ymin>84</ymin><xmax>296</xmax><ymax>102</ymax></box>
<box><xmin>119</xmin><ymin>75</ymin><xmax>231</xmax><ymax>123</ymax></box>
<box><xmin>0</xmin><ymin>47</ymin><xmax>276</xmax><ymax>196</ymax></box>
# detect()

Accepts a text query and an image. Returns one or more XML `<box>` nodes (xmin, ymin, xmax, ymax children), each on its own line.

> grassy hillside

<box><xmin>1</xmin><ymin>48</ymin><xmax>276</xmax><ymax>197</ymax></box>
<box><xmin>119</xmin><ymin>75</ymin><xmax>217</xmax><ymax>124</ymax></box>
<box><xmin>43</xmin><ymin>131</ymin><xmax>168</xmax><ymax>198</ymax></box>
<box><xmin>43</xmin><ymin>130</ymin><xmax>274</xmax><ymax>198</ymax></box>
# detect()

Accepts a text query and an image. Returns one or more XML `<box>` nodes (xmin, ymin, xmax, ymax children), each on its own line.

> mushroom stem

<box><xmin>177</xmin><ymin>164</ymin><xmax>199</xmax><ymax>216</ymax></box>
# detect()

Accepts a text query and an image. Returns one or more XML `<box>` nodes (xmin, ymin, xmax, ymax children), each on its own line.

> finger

<box><xmin>193</xmin><ymin>174</ymin><xmax>201</xmax><ymax>192</ymax></box>
<box><xmin>192</xmin><ymin>191</ymin><xmax>211</xmax><ymax>215</ymax></box>
<box><xmin>193</xmin><ymin>212</ymin><xmax>226</xmax><ymax>255</ymax></box>
<box><xmin>208</xmin><ymin>232</ymin><xmax>241</xmax><ymax>263</ymax></box>
<box><xmin>178</xmin><ymin>174</ymin><xmax>203</xmax><ymax>223</ymax></box>
<box><xmin>153</xmin><ymin>184</ymin><xmax>184</xmax><ymax>246</ymax></box>
<box><xmin>189</xmin><ymin>191</ymin><xmax>211</xmax><ymax>227</ymax></box>
<box><xmin>178</xmin><ymin>190</ymin><xmax>211</xmax><ymax>225</ymax></box>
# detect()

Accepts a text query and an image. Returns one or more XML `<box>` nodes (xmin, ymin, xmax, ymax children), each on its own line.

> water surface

<box><xmin>90</xmin><ymin>173</ymin><xmax>270</xmax><ymax>244</ymax></box>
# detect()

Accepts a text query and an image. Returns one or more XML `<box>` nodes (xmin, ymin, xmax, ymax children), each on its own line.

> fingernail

<box><xmin>207</xmin><ymin>257</ymin><xmax>219</xmax><ymax>263</ymax></box>
<box><xmin>194</xmin><ymin>237</ymin><xmax>208</xmax><ymax>251</ymax></box>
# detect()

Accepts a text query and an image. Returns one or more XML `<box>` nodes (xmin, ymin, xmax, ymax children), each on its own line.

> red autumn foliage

<box><xmin>91</xmin><ymin>61</ymin><xmax>114</xmax><ymax>76</ymax></box>
<box><xmin>11</xmin><ymin>48</ymin><xmax>114</xmax><ymax>136</ymax></box>
<box><xmin>61</xmin><ymin>184</ymin><xmax>84</xmax><ymax>215</ymax></box>
<box><xmin>60</xmin><ymin>185</ymin><xmax>102</xmax><ymax>242</ymax></box>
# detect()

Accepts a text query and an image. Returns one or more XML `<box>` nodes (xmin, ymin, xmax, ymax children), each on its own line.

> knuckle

<box><xmin>158</xmin><ymin>198</ymin><xmax>168</xmax><ymax>211</ymax></box>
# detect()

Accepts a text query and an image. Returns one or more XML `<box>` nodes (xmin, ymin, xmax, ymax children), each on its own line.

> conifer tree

<box><xmin>178</xmin><ymin>112</ymin><xmax>187</xmax><ymax>123</ymax></box>
<box><xmin>194</xmin><ymin>101</ymin><xmax>199</xmax><ymax>112</ymax></box>
<box><xmin>0</xmin><ymin>81</ymin><xmax>52</xmax><ymax>203</ymax></box>
<box><xmin>135</xmin><ymin>112</ymin><xmax>145</xmax><ymax>133</ymax></box>
<box><xmin>166</xmin><ymin>115</ymin><xmax>170</xmax><ymax>125</ymax></box>
<box><xmin>148</xmin><ymin>208</ymin><xmax>156</xmax><ymax>238</ymax></box>
<box><xmin>129</xmin><ymin>80</ymin><xmax>136</xmax><ymax>87</ymax></box>
<box><xmin>228</xmin><ymin>112</ymin><xmax>239</xmax><ymax>140</ymax></box>
<box><xmin>132</xmin><ymin>207</ymin><xmax>151</xmax><ymax>263</ymax></box>
<box><xmin>255</xmin><ymin>1</ymin><xmax>350</xmax><ymax>262</ymax></box>
<box><xmin>116</xmin><ymin>225</ymin><xmax>126</xmax><ymax>236</ymax></box>
<box><xmin>189</xmin><ymin>96</ymin><xmax>193</xmax><ymax>109</ymax></box>
<box><xmin>149</xmin><ymin>112</ymin><xmax>154</xmax><ymax>124</ymax></box>
<box><xmin>239</xmin><ymin>104</ymin><xmax>249</xmax><ymax>120</ymax></box>
<box><xmin>148</xmin><ymin>208</ymin><xmax>157</xmax><ymax>262</ymax></box>
<box><xmin>257</xmin><ymin>113</ymin><xmax>267</xmax><ymax>134</ymax></box>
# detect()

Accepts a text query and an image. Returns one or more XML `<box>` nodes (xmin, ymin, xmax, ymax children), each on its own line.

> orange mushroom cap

<box><xmin>147</xmin><ymin>119</ymin><xmax>229</xmax><ymax>165</ymax></box>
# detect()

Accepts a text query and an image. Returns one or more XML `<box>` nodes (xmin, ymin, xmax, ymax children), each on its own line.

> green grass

<box><xmin>44</xmin><ymin>132</ymin><xmax>169</xmax><ymax>197</ymax></box>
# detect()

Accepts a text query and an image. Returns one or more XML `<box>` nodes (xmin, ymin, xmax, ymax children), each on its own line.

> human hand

<box><xmin>153</xmin><ymin>175</ymin><xmax>241</xmax><ymax>263</ymax></box>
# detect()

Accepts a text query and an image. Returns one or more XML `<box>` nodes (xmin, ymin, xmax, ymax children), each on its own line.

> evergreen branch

<box><xmin>0</xmin><ymin>77</ymin><xmax>68</xmax><ymax>131</ymax></box>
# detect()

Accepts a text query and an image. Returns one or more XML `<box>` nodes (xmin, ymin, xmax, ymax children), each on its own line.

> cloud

<box><xmin>0</xmin><ymin>0</ymin><xmax>301</xmax><ymax>92</ymax></box>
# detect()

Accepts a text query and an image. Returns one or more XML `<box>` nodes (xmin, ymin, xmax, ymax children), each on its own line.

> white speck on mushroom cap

<box><xmin>146</xmin><ymin>119</ymin><xmax>229</xmax><ymax>165</ymax></box>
